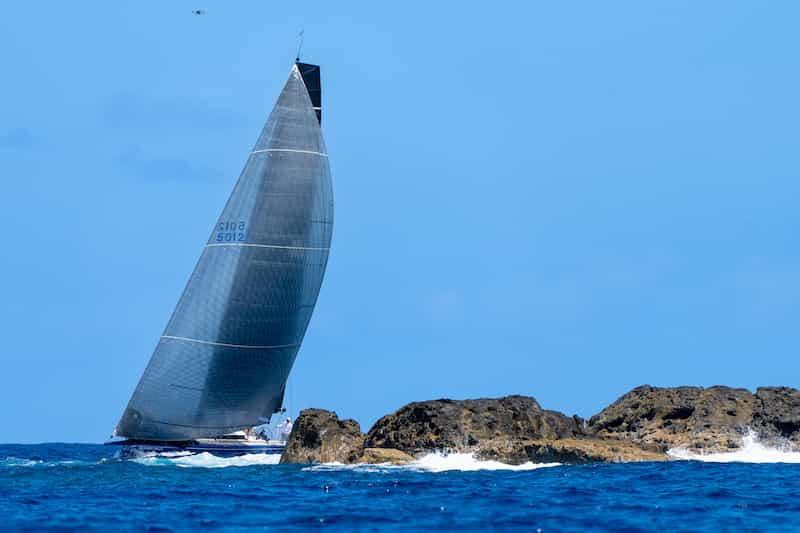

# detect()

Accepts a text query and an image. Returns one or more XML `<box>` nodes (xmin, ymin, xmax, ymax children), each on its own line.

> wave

<box><xmin>1</xmin><ymin>457</ymin><xmax>43</xmax><ymax>467</ymax></box>
<box><xmin>410</xmin><ymin>452</ymin><xmax>561</xmax><ymax>472</ymax></box>
<box><xmin>668</xmin><ymin>430</ymin><xmax>800</xmax><ymax>463</ymax></box>
<box><xmin>1</xmin><ymin>457</ymin><xmax>88</xmax><ymax>468</ymax></box>
<box><xmin>305</xmin><ymin>452</ymin><xmax>561</xmax><ymax>473</ymax></box>
<box><xmin>130</xmin><ymin>451</ymin><xmax>281</xmax><ymax>468</ymax></box>
<box><xmin>2</xmin><ymin>450</ymin><xmax>280</xmax><ymax>469</ymax></box>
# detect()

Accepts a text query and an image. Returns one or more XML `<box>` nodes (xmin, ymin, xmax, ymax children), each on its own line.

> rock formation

<box><xmin>588</xmin><ymin>385</ymin><xmax>757</xmax><ymax>452</ymax></box>
<box><xmin>476</xmin><ymin>438</ymin><xmax>666</xmax><ymax>464</ymax></box>
<box><xmin>588</xmin><ymin>385</ymin><xmax>800</xmax><ymax>452</ymax></box>
<box><xmin>280</xmin><ymin>385</ymin><xmax>800</xmax><ymax>465</ymax></box>
<box><xmin>360</xmin><ymin>448</ymin><xmax>415</xmax><ymax>465</ymax></box>
<box><xmin>365</xmin><ymin>396</ymin><xmax>584</xmax><ymax>455</ymax></box>
<box><xmin>280</xmin><ymin>409</ymin><xmax>415</xmax><ymax>465</ymax></box>
<box><xmin>752</xmin><ymin>387</ymin><xmax>800</xmax><ymax>447</ymax></box>
<box><xmin>279</xmin><ymin>409</ymin><xmax>364</xmax><ymax>464</ymax></box>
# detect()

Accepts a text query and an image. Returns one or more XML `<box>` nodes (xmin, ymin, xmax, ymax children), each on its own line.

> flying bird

<box><xmin>192</xmin><ymin>9</ymin><xmax>205</xmax><ymax>15</ymax></box>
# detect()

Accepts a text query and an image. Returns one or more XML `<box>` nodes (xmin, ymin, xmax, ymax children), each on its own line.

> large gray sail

<box><xmin>116</xmin><ymin>63</ymin><xmax>333</xmax><ymax>441</ymax></box>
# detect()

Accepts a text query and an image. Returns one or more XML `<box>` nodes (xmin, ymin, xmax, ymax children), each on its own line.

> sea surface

<box><xmin>3</xmin><ymin>440</ymin><xmax>800</xmax><ymax>531</ymax></box>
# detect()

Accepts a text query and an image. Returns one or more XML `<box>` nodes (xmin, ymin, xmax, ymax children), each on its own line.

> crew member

<box><xmin>277</xmin><ymin>417</ymin><xmax>293</xmax><ymax>441</ymax></box>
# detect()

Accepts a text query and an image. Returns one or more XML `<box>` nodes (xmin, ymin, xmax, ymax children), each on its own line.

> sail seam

<box><xmin>251</xmin><ymin>148</ymin><xmax>328</xmax><ymax>157</ymax></box>
<box><xmin>206</xmin><ymin>243</ymin><xmax>330</xmax><ymax>251</ymax></box>
<box><xmin>161</xmin><ymin>335</ymin><xmax>299</xmax><ymax>350</ymax></box>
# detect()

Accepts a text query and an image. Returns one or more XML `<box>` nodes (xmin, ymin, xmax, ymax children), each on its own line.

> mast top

<box><xmin>295</xmin><ymin>30</ymin><xmax>304</xmax><ymax>62</ymax></box>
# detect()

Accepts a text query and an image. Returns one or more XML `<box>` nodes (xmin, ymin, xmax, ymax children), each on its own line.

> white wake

<box><xmin>131</xmin><ymin>451</ymin><xmax>281</xmax><ymax>468</ymax></box>
<box><xmin>668</xmin><ymin>430</ymin><xmax>800</xmax><ymax>463</ymax></box>
<box><xmin>305</xmin><ymin>452</ymin><xmax>561</xmax><ymax>473</ymax></box>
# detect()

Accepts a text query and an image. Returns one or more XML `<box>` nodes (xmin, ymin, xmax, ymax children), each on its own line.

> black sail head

<box><xmin>295</xmin><ymin>62</ymin><xmax>321</xmax><ymax>124</ymax></box>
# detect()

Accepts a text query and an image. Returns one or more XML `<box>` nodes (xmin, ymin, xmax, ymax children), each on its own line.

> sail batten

<box><xmin>116</xmin><ymin>62</ymin><xmax>333</xmax><ymax>441</ymax></box>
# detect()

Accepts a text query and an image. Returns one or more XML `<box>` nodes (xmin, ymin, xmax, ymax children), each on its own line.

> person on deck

<box><xmin>277</xmin><ymin>417</ymin><xmax>293</xmax><ymax>441</ymax></box>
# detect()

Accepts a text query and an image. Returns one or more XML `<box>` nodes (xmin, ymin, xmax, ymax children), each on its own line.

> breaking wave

<box><xmin>2</xmin><ymin>457</ymin><xmax>44</xmax><ymax>467</ymax></box>
<box><xmin>668</xmin><ymin>430</ymin><xmax>800</xmax><ymax>463</ymax></box>
<box><xmin>1</xmin><ymin>457</ymin><xmax>89</xmax><ymax>468</ymax></box>
<box><xmin>131</xmin><ymin>451</ymin><xmax>281</xmax><ymax>468</ymax></box>
<box><xmin>305</xmin><ymin>452</ymin><xmax>561</xmax><ymax>473</ymax></box>
<box><xmin>409</xmin><ymin>452</ymin><xmax>560</xmax><ymax>472</ymax></box>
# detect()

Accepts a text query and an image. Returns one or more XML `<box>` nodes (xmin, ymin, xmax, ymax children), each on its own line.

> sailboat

<box><xmin>107</xmin><ymin>60</ymin><xmax>333</xmax><ymax>457</ymax></box>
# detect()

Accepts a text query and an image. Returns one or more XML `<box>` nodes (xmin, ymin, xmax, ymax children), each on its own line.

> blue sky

<box><xmin>1</xmin><ymin>1</ymin><xmax>798</xmax><ymax>443</ymax></box>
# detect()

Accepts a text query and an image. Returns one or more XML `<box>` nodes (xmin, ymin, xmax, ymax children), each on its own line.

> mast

<box><xmin>116</xmin><ymin>62</ymin><xmax>333</xmax><ymax>441</ymax></box>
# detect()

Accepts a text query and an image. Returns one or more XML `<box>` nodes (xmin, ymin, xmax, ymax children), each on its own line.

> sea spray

<box><xmin>408</xmin><ymin>452</ymin><xmax>560</xmax><ymax>472</ymax></box>
<box><xmin>668</xmin><ymin>429</ymin><xmax>800</xmax><ymax>463</ymax></box>
<box><xmin>122</xmin><ymin>432</ymin><xmax>800</xmax><ymax>469</ymax></box>
<box><xmin>132</xmin><ymin>451</ymin><xmax>281</xmax><ymax>468</ymax></box>
<box><xmin>122</xmin><ymin>448</ymin><xmax>558</xmax><ymax>471</ymax></box>
<box><xmin>304</xmin><ymin>452</ymin><xmax>561</xmax><ymax>473</ymax></box>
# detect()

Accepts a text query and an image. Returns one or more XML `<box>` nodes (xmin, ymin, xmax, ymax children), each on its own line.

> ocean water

<box><xmin>3</xmin><ymin>442</ymin><xmax>800</xmax><ymax>531</ymax></box>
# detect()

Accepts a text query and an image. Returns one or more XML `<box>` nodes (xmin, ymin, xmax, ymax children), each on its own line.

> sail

<box><xmin>116</xmin><ymin>63</ymin><xmax>333</xmax><ymax>441</ymax></box>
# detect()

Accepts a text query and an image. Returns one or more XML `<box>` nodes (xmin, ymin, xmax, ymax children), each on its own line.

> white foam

<box><xmin>131</xmin><ymin>451</ymin><xmax>281</xmax><ymax>468</ymax></box>
<box><xmin>304</xmin><ymin>452</ymin><xmax>560</xmax><ymax>473</ymax></box>
<box><xmin>1</xmin><ymin>457</ymin><xmax>43</xmax><ymax>467</ymax></box>
<box><xmin>668</xmin><ymin>430</ymin><xmax>800</xmax><ymax>463</ymax></box>
<box><xmin>1</xmin><ymin>457</ymin><xmax>88</xmax><ymax>468</ymax></box>
<box><xmin>410</xmin><ymin>452</ymin><xmax>560</xmax><ymax>472</ymax></box>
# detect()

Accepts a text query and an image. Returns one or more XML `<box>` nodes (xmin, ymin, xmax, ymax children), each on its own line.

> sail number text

<box><xmin>216</xmin><ymin>221</ymin><xmax>246</xmax><ymax>242</ymax></box>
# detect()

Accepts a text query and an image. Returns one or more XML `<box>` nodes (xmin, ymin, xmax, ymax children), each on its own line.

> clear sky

<box><xmin>1</xmin><ymin>1</ymin><xmax>798</xmax><ymax>443</ymax></box>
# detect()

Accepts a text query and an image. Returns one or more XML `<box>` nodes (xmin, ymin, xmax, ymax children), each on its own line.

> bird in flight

<box><xmin>192</xmin><ymin>9</ymin><xmax>206</xmax><ymax>15</ymax></box>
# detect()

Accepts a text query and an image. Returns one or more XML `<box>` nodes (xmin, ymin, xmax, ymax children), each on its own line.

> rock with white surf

<box><xmin>364</xmin><ymin>395</ymin><xmax>666</xmax><ymax>464</ymax></box>
<box><xmin>279</xmin><ymin>409</ymin><xmax>365</xmax><ymax>464</ymax></box>
<box><xmin>281</xmin><ymin>386</ymin><xmax>800</xmax><ymax>466</ymax></box>
<box><xmin>586</xmin><ymin>385</ymin><xmax>797</xmax><ymax>453</ymax></box>
<box><xmin>365</xmin><ymin>396</ymin><xmax>585</xmax><ymax>456</ymax></box>
<box><xmin>752</xmin><ymin>387</ymin><xmax>800</xmax><ymax>448</ymax></box>
<box><xmin>279</xmin><ymin>409</ymin><xmax>414</xmax><ymax>465</ymax></box>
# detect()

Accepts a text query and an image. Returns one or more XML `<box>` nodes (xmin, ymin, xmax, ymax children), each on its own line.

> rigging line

<box><xmin>296</xmin><ymin>29</ymin><xmax>304</xmax><ymax>62</ymax></box>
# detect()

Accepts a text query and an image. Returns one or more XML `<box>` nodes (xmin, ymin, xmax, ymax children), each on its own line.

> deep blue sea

<box><xmin>3</xmin><ymin>444</ymin><xmax>800</xmax><ymax>531</ymax></box>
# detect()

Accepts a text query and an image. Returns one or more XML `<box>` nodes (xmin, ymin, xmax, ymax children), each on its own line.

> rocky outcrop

<box><xmin>281</xmin><ymin>385</ymin><xmax>800</xmax><ymax>465</ymax></box>
<box><xmin>476</xmin><ymin>438</ymin><xmax>667</xmax><ymax>464</ymax></box>
<box><xmin>360</xmin><ymin>448</ymin><xmax>415</xmax><ymax>465</ymax></box>
<box><xmin>279</xmin><ymin>409</ymin><xmax>365</xmax><ymax>464</ymax></box>
<box><xmin>279</xmin><ymin>410</ymin><xmax>416</xmax><ymax>465</ymax></box>
<box><xmin>588</xmin><ymin>385</ymin><xmax>769</xmax><ymax>452</ymax></box>
<box><xmin>752</xmin><ymin>387</ymin><xmax>800</xmax><ymax>447</ymax></box>
<box><xmin>365</xmin><ymin>396</ymin><xmax>584</xmax><ymax>455</ymax></box>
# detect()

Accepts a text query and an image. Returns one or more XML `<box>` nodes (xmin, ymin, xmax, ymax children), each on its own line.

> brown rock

<box><xmin>365</xmin><ymin>396</ymin><xmax>584</xmax><ymax>455</ymax></box>
<box><xmin>476</xmin><ymin>438</ymin><xmax>667</xmax><ymax>464</ymax></box>
<box><xmin>588</xmin><ymin>385</ymin><xmax>757</xmax><ymax>452</ymax></box>
<box><xmin>280</xmin><ymin>384</ymin><xmax>800</xmax><ymax>466</ymax></box>
<box><xmin>360</xmin><ymin>448</ymin><xmax>415</xmax><ymax>465</ymax></box>
<box><xmin>279</xmin><ymin>409</ymin><xmax>365</xmax><ymax>464</ymax></box>
<box><xmin>530</xmin><ymin>439</ymin><xmax>667</xmax><ymax>464</ymax></box>
<box><xmin>753</xmin><ymin>387</ymin><xmax>800</xmax><ymax>447</ymax></box>
<box><xmin>472</xmin><ymin>438</ymin><xmax>532</xmax><ymax>464</ymax></box>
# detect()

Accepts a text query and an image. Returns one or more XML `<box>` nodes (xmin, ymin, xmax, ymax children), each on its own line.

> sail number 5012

<box><xmin>216</xmin><ymin>221</ymin><xmax>246</xmax><ymax>242</ymax></box>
